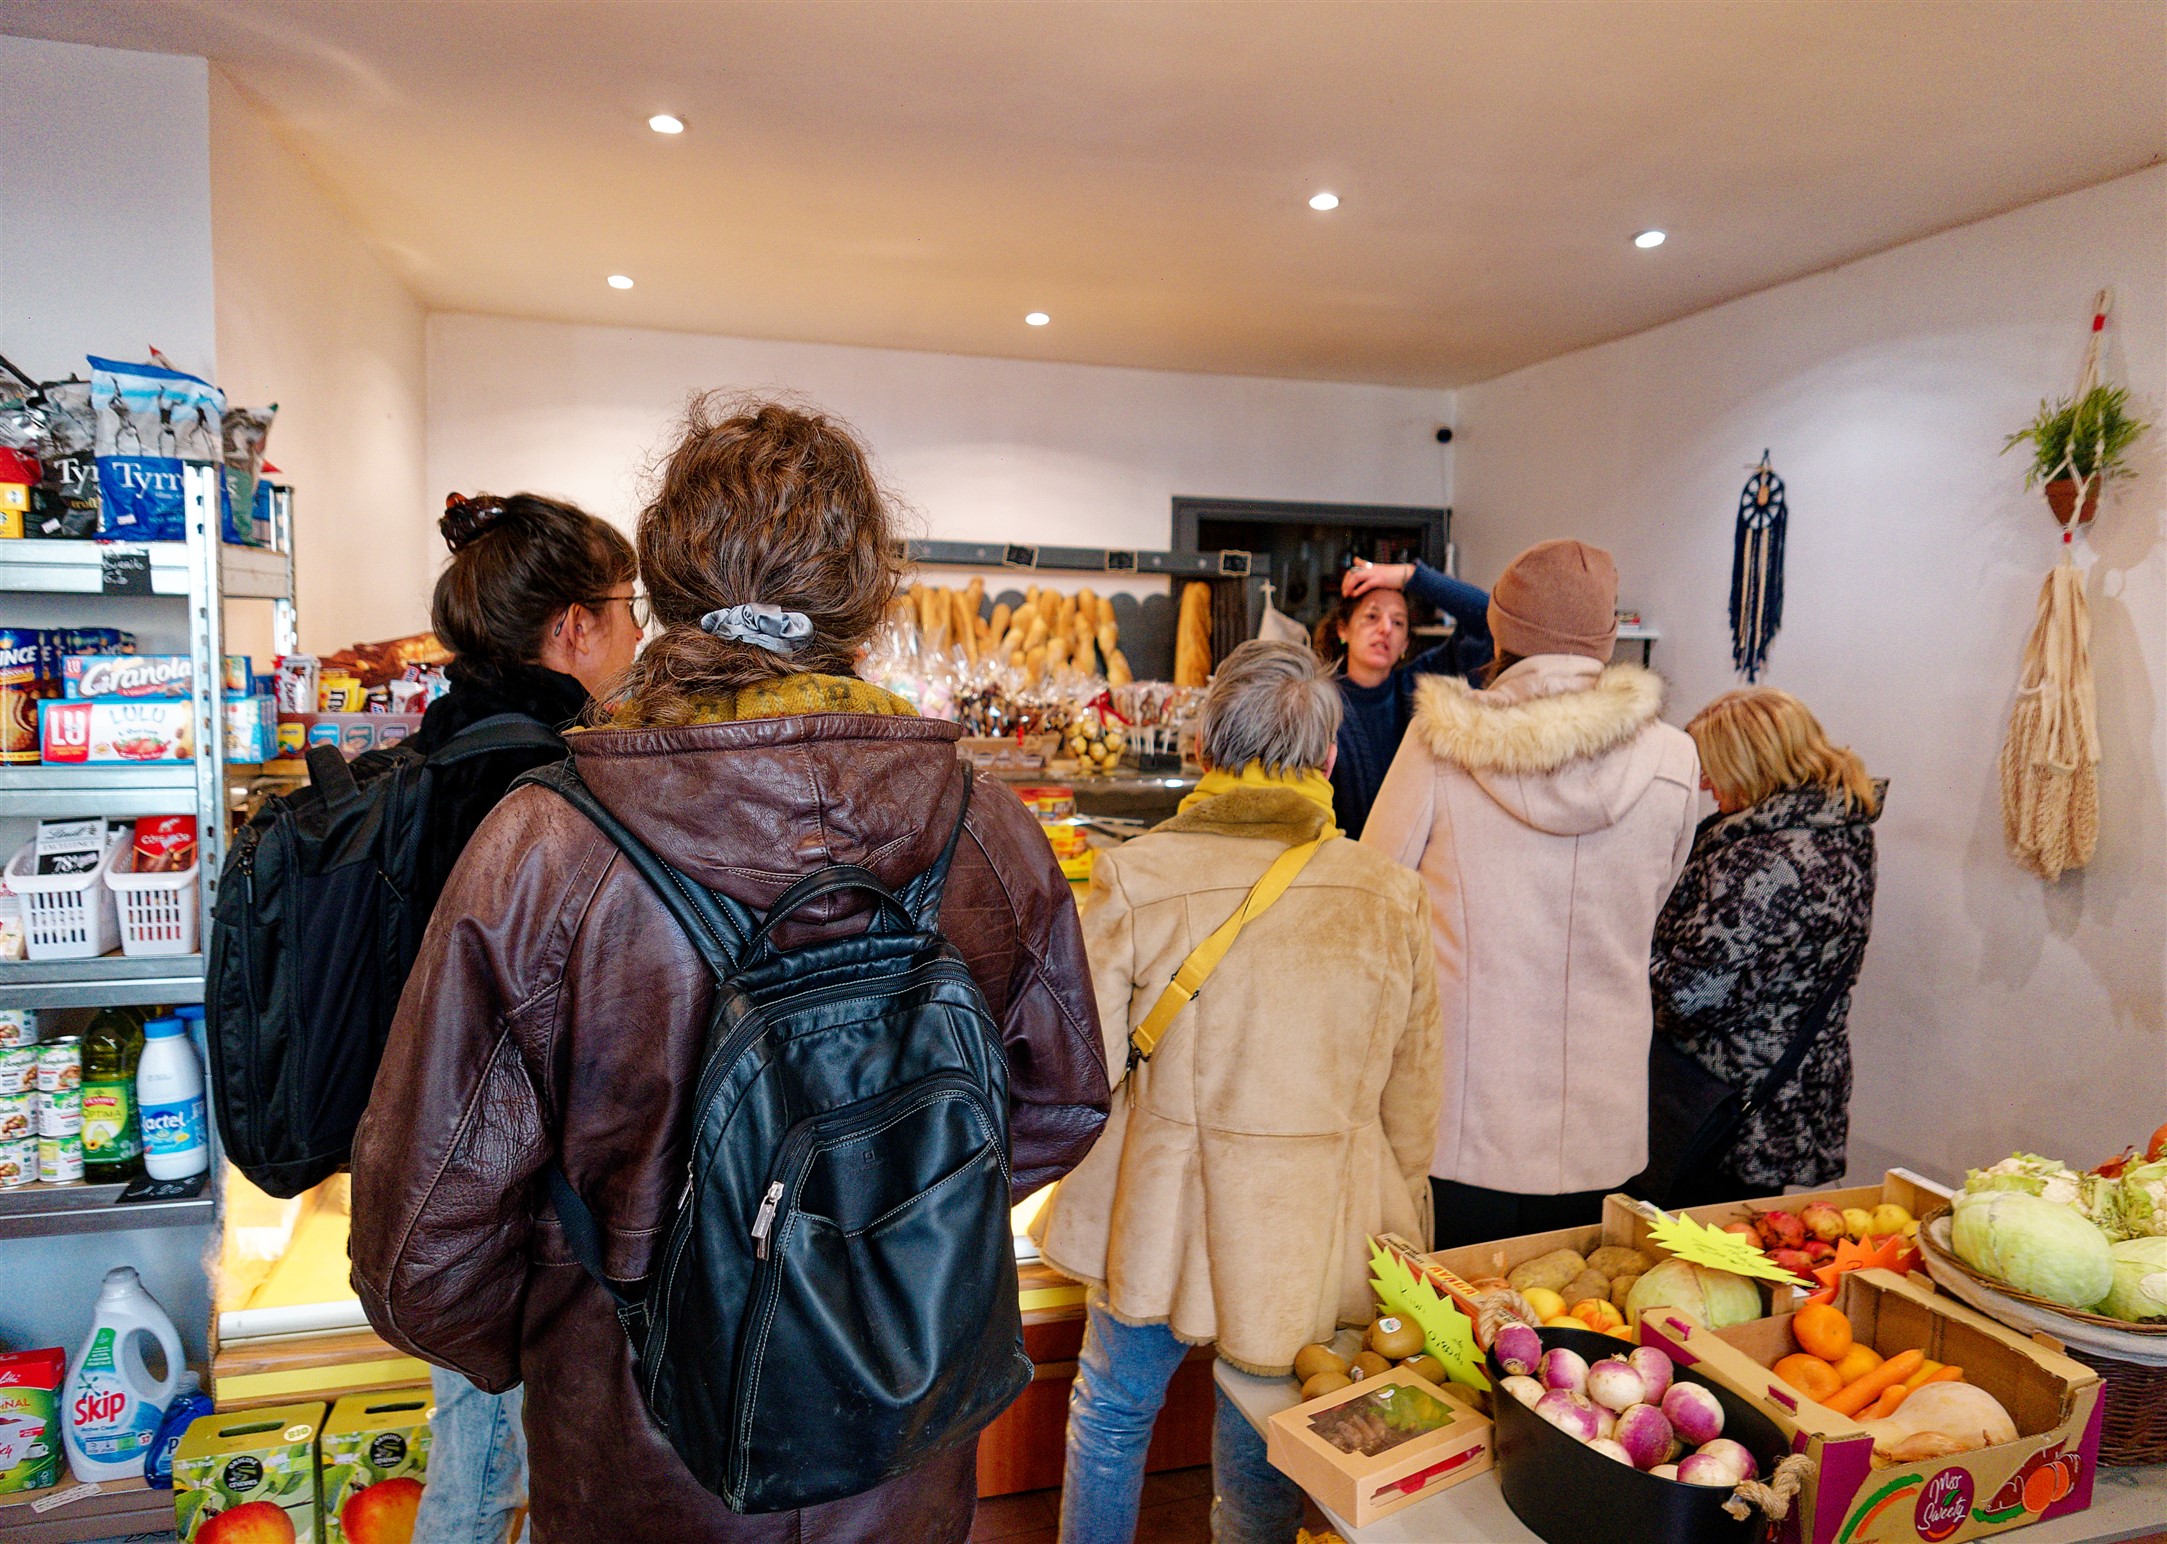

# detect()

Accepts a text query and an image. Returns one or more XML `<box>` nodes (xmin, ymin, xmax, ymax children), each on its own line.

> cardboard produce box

<box><xmin>174</xmin><ymin>1401</ymin><xmax>326</xmax><ymax>1543</ymax></box>
<box><xmin>1265</xmin><ymin>1369</ymin><xmax>1491</xmax><ymax>1527</ymax></box>
<box><xmin>322</xmin><ymin>1388</ymin><xmax>432</xmax><ymax>1544</ymax></box>
<box><xmin>1640</xmin><ymin>1269</ymin><xmax>2103</xmax><ymax>1544</ymax></box>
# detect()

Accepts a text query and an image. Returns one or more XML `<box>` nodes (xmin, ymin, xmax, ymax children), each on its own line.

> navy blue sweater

<box><xmin>1330</xmin><ymin>566</ymin><xmax>1493</xmax><ymax>838</ymax></box>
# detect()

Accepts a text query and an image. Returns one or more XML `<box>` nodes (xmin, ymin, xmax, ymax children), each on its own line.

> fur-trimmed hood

<box><xmin>1410</xmin><ymin>657</ymin><xmax>1688</xmax><ymax>837</ymax></box>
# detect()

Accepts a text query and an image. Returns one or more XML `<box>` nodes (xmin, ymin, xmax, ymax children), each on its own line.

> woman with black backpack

<box><xmin>349</xmin><ymin>396</ymin><xmax>1109</xmax><ymax>1544</ymax></box>
<box><xmin>398</xmin><ymin>492</ymin><xmax>638</xmax><ymax>1544</ymax></box>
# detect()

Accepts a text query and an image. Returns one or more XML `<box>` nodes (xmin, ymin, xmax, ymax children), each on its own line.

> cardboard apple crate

<box><xmin>1639</xmin><ymin>1268</ymin><xmax>2103</xmax><ymax>1544</ymax></box>
<box><xmin>1265</xmin><ymin>1369</ymin><xmax>1491</xmax><ymax>1527</ymax></box>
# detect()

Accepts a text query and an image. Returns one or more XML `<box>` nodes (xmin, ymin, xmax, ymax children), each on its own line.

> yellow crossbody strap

<box><xmin>1129</xmin><ymin>836</ymin><xmax>1328</xmax><ymax>1063</ymax></box>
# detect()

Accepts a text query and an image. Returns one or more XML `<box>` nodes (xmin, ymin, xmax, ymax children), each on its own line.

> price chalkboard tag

<box><xmin>99</xmin><ymin>544</ymin><xmax>153</xmax><ymax>596</ymax></box>
<box><xmin>1002</xmin><ymin>543</ymin><xmax>1039</xmax><ymax>570</ymax></box>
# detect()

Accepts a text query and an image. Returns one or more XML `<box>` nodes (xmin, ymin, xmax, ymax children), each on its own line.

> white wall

<box><xmin>0</xmin><ymin>37</ymin><xmax>216</xmax><ymax>381</ymax></box>
<box><xmin>1455</xmin><ymin>167</ymin><xmax>2167</xmax><ymax>1185</ymax></box>
<box><xmin>427</xmin><ymin>314</ymin><xmax>1455</xmax><ymax>581</ymax></box>
<box><xmin>209</xmin><ymin>71</ymin><xmax>432</xmax><ymax>654</ymax></box>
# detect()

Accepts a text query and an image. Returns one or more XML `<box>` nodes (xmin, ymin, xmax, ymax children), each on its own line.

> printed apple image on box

<box><xmin>173</xmin><ymin>1402</ymin><xmax>324</xmax><ymax>1544</ymax></box>
<box><xmin>321</xmin><ymin>1389</ymin><xmax>431</xmax><ymax>1544</ymax></box>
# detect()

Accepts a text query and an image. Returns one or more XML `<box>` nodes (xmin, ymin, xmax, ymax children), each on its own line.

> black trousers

<box><xmin>1428</xmin><ymin>1178</ymin><xmax>1612</xmax><ymax>1251</ymax></box>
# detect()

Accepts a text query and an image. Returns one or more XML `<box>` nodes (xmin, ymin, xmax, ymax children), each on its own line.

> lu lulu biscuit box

<box><xmin>321</xmin><ymin>1389</ymin><xmax>432</xmax><ymax>1544</ymax></box>
<box><xmin>174</xmin><ymin>1402</ymin><xmax>326</xmax><ymax>1544</ymax></box>
<box><xmin>39</xmin><ymin>694</ymin><xmax>278</xmax><ymax>764</ymax></box>
<box><xmin>63</xmin><ymin>654</ymin><xmax>253</xmax><ymax>698</ymax></box>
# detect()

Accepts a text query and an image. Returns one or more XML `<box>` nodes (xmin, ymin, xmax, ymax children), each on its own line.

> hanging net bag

<box><xmin>1998</xmin><ymin>296</ymin><xmax>2113</xmax><ymax>881</ymax></box>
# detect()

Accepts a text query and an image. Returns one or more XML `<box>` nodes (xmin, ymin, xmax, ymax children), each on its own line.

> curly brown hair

<box><xmin>603</xmin><ymin>393</ymin><xmax>905</xmax><ymax>726</ymax></box>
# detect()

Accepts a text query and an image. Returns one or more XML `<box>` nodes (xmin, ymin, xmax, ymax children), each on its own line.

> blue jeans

<box><xmin>416</xmin><ymin>1367</ymin><xmax>527</xmax><ymax>1544</ymax></box>
<box><xmin>1059</xmin><ymin>1290</ymin><xmax>1306</xmax><ymax>1544</ymax></box>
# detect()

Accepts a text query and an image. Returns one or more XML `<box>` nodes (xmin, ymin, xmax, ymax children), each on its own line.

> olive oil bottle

<box><xmin>81</xmin><ymin>1005</ymin><xmax>146</xmax><ymax>1182</ymax></box>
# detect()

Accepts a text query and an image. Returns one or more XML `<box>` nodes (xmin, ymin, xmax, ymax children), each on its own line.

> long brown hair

<box><xmin>432</xmin><ymin>493</ymin><xmax>634</xmax><ymax>668</ymax></box>
<box><xmin>605</xmin><ymin>394</ymin><xmax>904</xmax><ymax>726</ymax></box>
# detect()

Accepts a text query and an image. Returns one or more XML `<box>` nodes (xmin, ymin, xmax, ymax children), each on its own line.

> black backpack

<box><xmin>525</xmin><ymin>760</ymin><xmax>1029</xmax><ymax>1513</ymax></box>
<box><xmin>206</xmin><ymin>715</ymin><xmax>564</xmax><ymax>1197</ymax></box>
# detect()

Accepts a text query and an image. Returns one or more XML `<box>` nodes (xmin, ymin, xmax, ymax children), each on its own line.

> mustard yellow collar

<box><xmin>605</xmin><ymin>673</ymin><xmax>916</xmax><ymax>727</ymax></box>
<box><xmin>1179</xmin><ymin>762</ymin><xmax>1340</xmax><ymax>835</ymax></box>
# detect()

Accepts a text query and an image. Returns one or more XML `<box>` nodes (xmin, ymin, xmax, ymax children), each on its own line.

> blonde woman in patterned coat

<box><xmin>1651</xmin><ymin>688</ymin><xmax>1883</xmax><ymax>1206</ymax></box>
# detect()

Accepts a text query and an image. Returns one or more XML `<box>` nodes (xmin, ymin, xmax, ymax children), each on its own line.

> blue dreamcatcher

<box><xmin>1729</xmin><ymin>451</ymin><xmax>1786</xmax><ymax>681</ymax></box>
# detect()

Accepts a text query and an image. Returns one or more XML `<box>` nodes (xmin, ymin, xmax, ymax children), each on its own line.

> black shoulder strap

<box><xmin>899</xmin><ymin>768</ymin><xmax>974</xmax><ymax>927</ymax></box>
<box><xmin>546</xmin><ymin>1162</ymin><xmax>635</xmax><ymax>1312</ymax></box>
<box><xmin>512</xmin><ymin>759</ymin><xmax>753</xmax><ymax>975</ymax></box>
<box><xmin>1738</xmin><ymin>938</ymin><xmax>1867</xmax><ymax>1120</ymax></box>
<box><xmin>428</xmin><ymin>712</ymin><xmax>566</xmax><ymax>766</ymax></box>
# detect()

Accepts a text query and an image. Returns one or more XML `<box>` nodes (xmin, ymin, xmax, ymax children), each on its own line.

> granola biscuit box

<box><xmin>173</xmin><ymin>1401</ymin><xmax>324</xmax><ymax>1543</ymax></box>
<box><xmin>321</xmin><ymin>1389</ymin><xmax>431</xmax><ymax>1544</ymax></box>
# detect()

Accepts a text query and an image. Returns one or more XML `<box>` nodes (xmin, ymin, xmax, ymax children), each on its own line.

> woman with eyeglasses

<box><xmin>398</xmin><ymin>490</ymin><xmax>638</xmax><ymax>1544</ymax></box>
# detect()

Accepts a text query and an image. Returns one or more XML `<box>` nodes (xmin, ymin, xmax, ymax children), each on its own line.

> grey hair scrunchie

<box><xmin>700</xmin><ymin>603</ymin><xmax>814</xmax><ymax>654</ymax></box>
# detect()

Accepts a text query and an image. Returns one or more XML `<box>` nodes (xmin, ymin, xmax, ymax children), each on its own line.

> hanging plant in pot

<box><xmin>2002</xmin><ymin>383</ymin><xmax>2149</xmax><ymax>528</ymax></box>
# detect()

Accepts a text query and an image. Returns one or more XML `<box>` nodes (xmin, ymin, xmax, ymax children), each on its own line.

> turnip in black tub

<box><xmin>1487</xmin><ymin>1325</ymin><xmax>1789</xmax><ymax>1544</ymax></box>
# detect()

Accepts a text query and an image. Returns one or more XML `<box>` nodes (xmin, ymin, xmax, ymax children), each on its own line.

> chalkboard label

<box><xmin>99</xmin><ymin>544</ymin><xmax>153</xmax><ymax>595</ymax></box>
<box><xmin>1002</xmin><ymin>543</ymin><xmax>1038</xmax><ymax>569</ymax></box>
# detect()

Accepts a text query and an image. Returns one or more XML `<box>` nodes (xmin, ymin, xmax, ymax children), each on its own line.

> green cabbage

<box><xmin>2109</xmin><ymin>1161</ymin><xmax>2167</xmax><ymax>1240</ymax></box>
<box><xmin>2098</xmin><ymin>1238</ymin><xmax>2167</xmax><ymax>1323</ymax></box>
<box><xmin>1966</xmin><ymin>1153</ymin><xmax>2084</xmax><ymax>1207</ymax></box>
<box><xmin>1622</xmin><ymin>1258</ymin><xmax>1763</xmax><ymax>1332</ymax></box>
<box><xmin>1951</xmin><ymin>1190</ymin><xmax>2115</xmax><ymax>1310</ymax></box>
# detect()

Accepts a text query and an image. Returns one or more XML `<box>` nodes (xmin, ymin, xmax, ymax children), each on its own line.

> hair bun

<box><xmin>440</xmin><ymin>493</ymin><xmax>510</xmax><ymax>552</ymax></box>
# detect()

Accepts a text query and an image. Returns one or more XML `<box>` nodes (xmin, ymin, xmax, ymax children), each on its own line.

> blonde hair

<box><xmin>1688</xmin><ymin>688</ymin><xmax>1880</xmax><ymax>816</ymax></box>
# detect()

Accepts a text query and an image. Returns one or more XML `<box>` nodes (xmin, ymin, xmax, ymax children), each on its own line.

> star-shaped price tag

<box><xmin>1369</xmin><ymin>1239</ymin><xmax>1489</xmax><ymax>1392</ymax></box>
<box><xmin>1808</xmin><ymin>1233</ymin><xmax>1917</xmax><ymax>1306</ymax></box>
<box><xmin>1630</xmin><ymin>1202</ymin><xmax>1806</xmax><ymax>1287</ymax></box>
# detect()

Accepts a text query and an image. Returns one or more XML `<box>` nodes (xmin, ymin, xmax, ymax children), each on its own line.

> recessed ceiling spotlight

<box><xmin>1633</xmin><ymin>229</ymin><xmax>1667</xmax><ymax>249</ymax></box>
<box><xmin>607</xmin><ymin>274</ymin><xmax>635</xmax><ymax>289</ymax></box>
<box><xmin>1025</xmin><ymin>311</ymin><xmax>1050</xmax><ymax>326</ymax></box>
<box><xmin>648</xmin><ymin>114</ymin><xmax>685</xmax><ymax>134</ymax></box>
<box><xmin>1309</xmin><ymin>191</ymin><xmax>1340</xmax><ymax>212</ymax></box>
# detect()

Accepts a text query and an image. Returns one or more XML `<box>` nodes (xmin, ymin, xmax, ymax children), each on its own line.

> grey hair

<box><xmin>1196</xmin><ymin>640</ymin><xmax>1344</xmax><ymax>775</ymax></box>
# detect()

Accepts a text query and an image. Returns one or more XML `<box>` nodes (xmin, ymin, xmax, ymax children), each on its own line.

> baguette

<box><xmin>1174</xmin><ymin>582</ymin><xmax>1213</xmax><ymax>687</ymax></box>
<box><xmin>1106</xmin><ymin>648</ymin><xmax>1133</xmax><ymax>688</ymax></box>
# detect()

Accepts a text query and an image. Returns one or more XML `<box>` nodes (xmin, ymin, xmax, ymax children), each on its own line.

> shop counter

<box><xmin>1213</xmin><ymin>1338</ymin><xmax>2167</xmax><ymax>1544</ymax></box>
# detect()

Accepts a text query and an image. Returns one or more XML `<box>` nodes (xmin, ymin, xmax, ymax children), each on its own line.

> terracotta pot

<box><xmin>2044</xmin><ymin>477</ymin><xmax>2099</xmax><ymax>528</ymax></box>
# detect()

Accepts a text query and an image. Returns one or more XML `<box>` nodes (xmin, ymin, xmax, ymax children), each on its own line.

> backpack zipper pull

<box><xmin>750</xmin><ymin>1181</ymin><xmax>785</xmax><ymax>1259</ymax></box>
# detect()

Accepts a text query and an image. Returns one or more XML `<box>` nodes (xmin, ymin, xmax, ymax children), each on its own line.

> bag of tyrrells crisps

<box><xmin>221</xmin><ymin>405</ymin><xmax>277</xmax><ymax>546</ymax></box>
<box><xmin>32</xmin><ymin>380</ymin><xmax>100</xmax><ymax>539</ymax></box>
<box><xmin>91</xmin><ymin>356</ymin><xmax>225</xmax><ymax>542</ymax></box>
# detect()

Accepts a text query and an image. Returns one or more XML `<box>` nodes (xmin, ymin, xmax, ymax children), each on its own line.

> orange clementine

<box><xmin>1772</xmin><ymin>1353</ymin><xmax>1843</xmax><ymax>1403</ymax></box>
<box><xmin>1830</xmin><ymin>1342</ymin><xmax>1883</xmax><ymax>1385</ymax></box>
<box><xmin>1793</xmin><ymin>1303</ymin><xmax>1854</xmax><ymax>1362</ymax></box>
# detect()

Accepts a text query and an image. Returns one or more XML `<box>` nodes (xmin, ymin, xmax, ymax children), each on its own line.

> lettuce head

<box><xmin>2097</xmin><ymin>1237</ymin><xmax>2167</xmax><ymax>1323</ymax></box>
<box><xmin>1951</xmin><ymin>1189</ymin><xmax>2115</xmax><ymax>1310</ymax></box>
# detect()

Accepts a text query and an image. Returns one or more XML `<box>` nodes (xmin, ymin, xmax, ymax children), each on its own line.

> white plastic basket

<box><xmin>5</xmin><ymin>836</ymin><xmax>124</xmax><ymax>961</ymax></box>
<box><xmin>105</xmin><ymin>844</ymin><xmax>202</xmax><ymax>957</ymax></box>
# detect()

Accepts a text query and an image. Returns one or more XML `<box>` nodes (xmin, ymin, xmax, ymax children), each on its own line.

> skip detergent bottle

<box><xmin>62</xmin><ymin>1267</ymin><xmax>183</xmax><ymax>1482</ymax></box>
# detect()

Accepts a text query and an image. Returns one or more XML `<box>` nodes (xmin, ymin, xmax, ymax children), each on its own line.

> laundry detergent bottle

<box><xmin>62</xmin><ymin>1267</ymin><xmax>183</xmax><ymax>1482</ymax></box>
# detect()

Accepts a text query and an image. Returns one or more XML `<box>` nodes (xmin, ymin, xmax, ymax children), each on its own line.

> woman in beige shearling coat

<box><xmin>1034</xmin><ymin>641</ymin><xmax>1441</xmax><ymax>1544</ymax></box>
<box><xmin>1363</xmin><ymin>540</ymin><xmax>1699</xmax><ymax>1250</ymax></box>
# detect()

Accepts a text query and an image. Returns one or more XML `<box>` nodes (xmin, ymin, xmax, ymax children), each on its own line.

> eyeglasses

<box><xmin>591</xmin><ymin>591</ymin><xmax>651</xmax><ymax>629</ymax></box>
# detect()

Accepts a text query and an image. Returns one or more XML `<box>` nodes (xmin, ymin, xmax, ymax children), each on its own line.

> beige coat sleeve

<box><xmin>1077</xmin><ymin>851</ymin><xmax>1137</xmax><ymax>1093</ymax></box>
<box><xmin>1667</xmin><ymin>741</ymin><xmax>1704</xmax><ymax>889</ymax></box>
<box><xmin>1380</xmin><ymin>882</ymin><xmax>1445</xmax><ymax>1236</ymax></box>
<box><xmin>1359</xmin><ymin>736</ymin><xmax>1437</xmax><ymax>871</ymax></box>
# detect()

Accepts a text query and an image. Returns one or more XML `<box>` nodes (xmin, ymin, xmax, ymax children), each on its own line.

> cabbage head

<box><xmin>2110</xmin><ymin>1161</ymin><xmax>2167</xmax><ymax>1240</ymax></box>
<box><xmin>1951</xmin><ymin>1190</ymin><xmax>2115</xmax><ymax>1310</ymax></box>
<box><xmin>2098</xmin><ymin>1237</ymin><xmax>2167</xmax><ymax>1323</ymax></box>
<box><xmin>1965</xmin><ymin>1153</ymin><xmax>2083</xmax><ymax>1208</ymax></box>
<box><xmin>1623</xmin><ymin>1258</ymin><xmax>1763</xmax><ymax>1332</ymax></box>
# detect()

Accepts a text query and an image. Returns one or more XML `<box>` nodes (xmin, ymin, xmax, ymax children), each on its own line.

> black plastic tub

<box><xmin>1488</xmin><ymin>1325</ymin><xmax>1789</xmax><ymax>1544</ymax></box>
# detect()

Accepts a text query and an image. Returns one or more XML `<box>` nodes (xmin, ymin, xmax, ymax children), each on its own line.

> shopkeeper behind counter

<box><xmin>1316</xmin><ymin>559</ymin><xmax>1494</xmax><ymax>837</ymax></box>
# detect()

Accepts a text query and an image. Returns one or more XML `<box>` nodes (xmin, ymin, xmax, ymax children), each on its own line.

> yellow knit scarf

<box><xmin>604</xmin><ymin>674</ymin><xmax>917</xmax><ymax>727</ymax></box>
<box><xmin>1177</xmin><ymin>762</ymin><xmax>1341</xmax><ymax>835</ymax></box>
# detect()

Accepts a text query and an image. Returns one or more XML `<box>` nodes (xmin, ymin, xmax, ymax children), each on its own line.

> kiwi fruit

<box><xmin>1350</xmin><ymin>1350</ymin><xmax>1391</xmax><ymax>1380</ymax></box>
<box><xmin>1299</xmin><ymin>1371</ymin><xmax>1354</xmax><ymax>1401</ymax></box>
<box><xmin>1368</xmin><ymin>1314</ymin><xmax>1424</xmax><ymax>1360</ymax></box>
<box><xmin>1292</xmin><ymin>1344</ymin><xmax>1348</xmax><ymax>1383</ymax></box>
<box><xmin>1400</xmin><ymin>1354</ymin><xmax>1446</xmax><ymax>1383</ymax></box>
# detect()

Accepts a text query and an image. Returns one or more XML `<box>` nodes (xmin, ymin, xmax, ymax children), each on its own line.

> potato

<box><xmin>1587</xmin><ymin>1246</ymin><xmax>1655</xmax><ymax>1281</ymax></box>
<box><xmin>1561</xmin><ymin>1268</ymin><xmax>1612</xmax><ymax>1310</ymax></box>
<box><xmin>1505</xmin><ymin>1249</ymin><xmax>1588</xmax><ymax>1296</ymax></box>
<box><xmin>1609</xmin><ymin>1273</ymin><xmax>1642</xmax><ymax>1310</ymax></box>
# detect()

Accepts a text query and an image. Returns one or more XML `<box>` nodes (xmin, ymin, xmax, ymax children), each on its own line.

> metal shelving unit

<box><xmin>1</xmin><ymin>463</ymin><xmax>294</xmax><ymax>1243</ymax></box>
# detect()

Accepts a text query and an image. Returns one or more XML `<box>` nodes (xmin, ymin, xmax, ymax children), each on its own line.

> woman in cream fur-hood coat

<box><xmin>1362</xmin><ymin>655</ymin><xmax>1699</xmax><ymax>1202</ymax></box>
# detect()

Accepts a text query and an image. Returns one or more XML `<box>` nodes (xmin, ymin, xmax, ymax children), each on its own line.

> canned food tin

<box><xmin>37</xmin><ymin>1131</ymin><xmax>82</xmax><ymax>1183</ymax></box>
<box><xmin>0</xmin><ymin>1047</ymin><xmax>37</xmax><ymax>1095</ymax></box>
<box><xmin>35</xmin><ymin>1090</ymin><xmax>80</xmax><ymax>1137</ymax></box>
<box><xmin>0</xmin><ymin>1091</ymin><xmax>32</xmax><ymax>1141</ymax></box>
<box><xmin>35</xmin><ymin>1038</ymin><xmax>80</xmax><ymax>1095</ymax></box>
<box><xmin>0</xmin><ymin>1139</ymin><xmax>36</xmax><ymax>1188</ymax></box>
<box><xmin>0</xmin><ymin>1009</ymin><xmax>37</xmax><ymax>1048</ymax></box>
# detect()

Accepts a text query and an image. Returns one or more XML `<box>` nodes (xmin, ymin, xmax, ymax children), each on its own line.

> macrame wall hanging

<box><xmin>1729</xmin><ymin>450</ymin><xmax>1787</xmax><ymax>682</ymax></box>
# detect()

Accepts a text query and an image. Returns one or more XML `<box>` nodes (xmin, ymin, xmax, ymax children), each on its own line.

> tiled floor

<box><xmin>973</xmin><ymin>1466</ymin><xmax>1335</xmax><ymax>1544</ymax></box>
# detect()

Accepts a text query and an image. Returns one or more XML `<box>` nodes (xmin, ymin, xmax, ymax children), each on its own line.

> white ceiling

<box><xmin>9</xmin><ymin>1</ymin><xmax>2164</xmax><ymax>387</ymax></box>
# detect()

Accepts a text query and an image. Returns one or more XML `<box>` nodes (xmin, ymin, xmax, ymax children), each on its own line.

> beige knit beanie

<box><xmin>1487</xmin><ymin>539</ymin><xmax>1619</xmax><ymax>661</ymax></box>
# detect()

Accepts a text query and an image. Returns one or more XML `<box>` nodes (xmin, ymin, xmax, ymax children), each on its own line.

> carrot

<box><xmin>1900</xmin><ymin>1357</ymin><xmax>1944</xmax><ymax>1391</ymax></box>
<box><xmin>1923</xmin><ymin>1364</ymin><xmax>1962</xmax><ymax>1386</ymax></box>
<box><xmin>1868</xmin><ymin>1384</ymin><xmax>1908</xmax><ymax>1418</ymax></box>
<box><xmin>1827</xmin><ymin>1348</ymin><xmax>1924</xmax><ymax>1416</ymax></box>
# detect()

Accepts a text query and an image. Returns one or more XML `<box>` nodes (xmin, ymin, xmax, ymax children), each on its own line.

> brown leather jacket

<box><xmin>349</xmin><ymin>714</ymin><xmax>1109</xmax><ymax>1542</ymax></box>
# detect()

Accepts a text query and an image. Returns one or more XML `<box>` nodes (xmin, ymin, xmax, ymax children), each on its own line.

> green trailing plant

<box><xmin>2003</xmin><ymin>384</ymin><xmax>2149</xmax><ymax>489</ymax></box>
